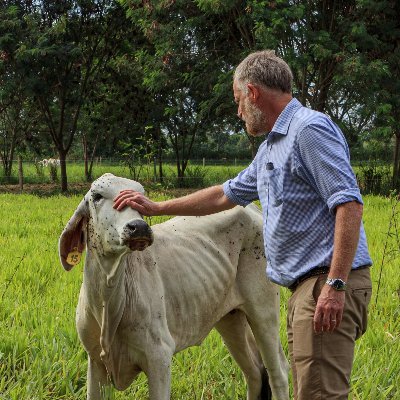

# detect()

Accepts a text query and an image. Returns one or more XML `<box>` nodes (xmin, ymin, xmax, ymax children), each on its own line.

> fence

<box><xmin>0</xmin><ymin>157</ymin><xmax>396</xmax><ymax>196</ymax></box>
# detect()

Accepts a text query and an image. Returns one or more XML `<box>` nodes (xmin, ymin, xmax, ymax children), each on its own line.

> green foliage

<box><xmin>118</xmin><ymin>132</ymin><xmax>157</xmax><ymax>181</ymax></box>
<box><xmin>356</xmin><ymin>163</ymin><xmax>392</xmax><ymax>195</ymax></box>
<box><xmin>34</xmin><ymin>161</ymin><xmax>45</xmax><ymax>180</ymax></box>
<box><xmin>49</xmin><ymin>163</ymin><xmax>59</xmax><ymax>183</ymax></box>
<box><xmin>195</xmin><ymin>0</ymin><xmax>238</xmax><ymax>13</ymax></box>
<box><xmin>171</xmin><ymin>165</ymin><xmax>208</xmax><ymax>188</ymax></box>
<box><xmin>1</xmin><ymin>0</ymin><xmax>400</xmax><ymax>191</ymax></box>
<box><xmin>0</xmin><ymin>0</ymin><xmax>150</xmax><ymax>191</ymax></box>
<box><xmin>122</xmin><ymin>0</ymin><xmax>256</xmax><ymax>180</ymax></box>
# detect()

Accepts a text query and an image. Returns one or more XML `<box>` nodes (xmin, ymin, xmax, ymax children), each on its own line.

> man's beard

<box><xmin>243</xmin><ymin>98</ymin><xmax>269</xmax><ymax>137</ymax></box>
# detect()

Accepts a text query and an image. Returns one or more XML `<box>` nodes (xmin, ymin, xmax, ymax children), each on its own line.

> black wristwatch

<box><xmin>325</xmin><ymin>278</ymin><xmax>347</xmax><ymax>291</ymax></box>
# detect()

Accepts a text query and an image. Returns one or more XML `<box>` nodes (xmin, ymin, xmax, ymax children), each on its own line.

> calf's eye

<box><xmin>92</xmin><ymin>193</ymin><xmax>103</xmax><ymax>203</ymax></box>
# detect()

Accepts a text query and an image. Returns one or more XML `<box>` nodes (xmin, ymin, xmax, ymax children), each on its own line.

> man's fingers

<box><xmin>321</xmin><ymin>309</ymin><xmax>332</xmax><ymax>332</ymax></box>
<box><xmin>113</xmin><ymin>191</ymin><xmax>141</xmax><ymax>210</ymax></box>
<box><xmin>116</xmin><ymin>197</ymin><xmax>142</xmax><ymax>212</ymax></box>
<box><xmin>316</xmin><ymin>305</ymin><xmax>333</xmax><ymax>333</ymax></box>
<box><xmin>314</xmin><ymin>308</ymin><xmax>343</xmax><ymax>333</ymax></box>
<box><xmin>313</xmin><ymin>308</ymin><xmax>323</xmax><ymax>333</ymax></box>
<box><xmin>113</xmin><ymin>190</ymin><xmax>155</xmax><ymax>215</ymax></box>
<box><xmin>314</xmin><ymin>310</ymin><xmax>334</xmax><ymax>333</ymax></box>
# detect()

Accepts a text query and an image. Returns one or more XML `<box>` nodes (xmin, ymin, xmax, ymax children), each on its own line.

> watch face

<box><xmin>332</xmin><ymin>279</ymin><xmax>346</xmax><ymax>291</ymax></box>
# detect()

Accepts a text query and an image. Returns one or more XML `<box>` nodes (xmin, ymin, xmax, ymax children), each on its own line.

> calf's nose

<box><xmin>122</xmin><ymin>219</ymin><xmax>154</xmax><ymax>251</ymax></box>
<box><xmin>125</xmin><ymin>219</ymin><xmax>150</xmax><ymax>235</ymax></box>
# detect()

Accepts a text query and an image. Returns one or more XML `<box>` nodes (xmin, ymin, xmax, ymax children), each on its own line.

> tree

<box><xmin>190</xmin><ymin>0</ymin><xmax>400</xmax><ymax>171</ymax></box>
<box><xmin>355</xmin><ymin>0</ymin><xmax>400</xmax><ymax>189</ymax></box>
<box><xmin>13</xmin><ymin>0</ymin><xmax>140</xmax><ymax>191</ymax></box>
<box><xmin>0</xmin><ymin>4</ymin><xmax>37</xmax><ymax>180</ymax></box>
<box><xmin>121</xmin><ymin>0</ymin><xmax>261</xmax><ymax>184</ymax></box>
<box><xmin>2</xmin><ymin>0</ymin><xmax>397</xmax><ymax>191</ymax></box>
<box><xmin>77</xmin><ymin>51</ymin><xmax>152</xmax><ymax>181</ymax></box>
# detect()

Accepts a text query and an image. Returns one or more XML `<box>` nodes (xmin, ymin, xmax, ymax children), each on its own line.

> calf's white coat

<box><xmin>59</xmin><ymin>173</ymin><xmax>288</xmax><ymax>399</ymax></box>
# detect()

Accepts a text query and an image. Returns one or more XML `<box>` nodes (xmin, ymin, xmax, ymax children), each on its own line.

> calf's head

<box><xmin>59</xmin><ymin>173</ymin><xmax>154</xmax><ymax>271</ymax></box>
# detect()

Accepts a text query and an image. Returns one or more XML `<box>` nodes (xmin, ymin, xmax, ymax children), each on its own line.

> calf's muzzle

<box><xmin>121</xmin><ymin>219</ymin><xmax>154</xmax><ymax>251</ymax></box>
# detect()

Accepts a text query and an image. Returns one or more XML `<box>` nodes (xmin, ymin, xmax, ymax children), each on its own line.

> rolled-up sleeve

<box><xmin>327</xmin><ymin>188</ymin><xmax>363</xmax><ymax>212</ymax></box>
<box><xmin>223</xmin><ymin>158</ymin><xmax>259</xmax><ymax>206</ymax></box>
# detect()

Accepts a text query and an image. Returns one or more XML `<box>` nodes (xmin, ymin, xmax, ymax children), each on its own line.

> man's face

<box><xmin>233</xmin><ymin>80</ymin><xmax>268</xmax><ymax>137</ymax></box>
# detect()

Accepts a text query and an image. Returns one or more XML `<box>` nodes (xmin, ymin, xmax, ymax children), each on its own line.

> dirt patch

<box><xmin>0</xmin><ymin>183</ymin><xmax>91</xmax><ymax>196</ymax></box>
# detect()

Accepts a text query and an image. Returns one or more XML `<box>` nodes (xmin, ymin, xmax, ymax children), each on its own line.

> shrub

<box><xmin>356</xmin><ymin>163</ymin><xmax>392</xmax><ymax>195</ymax></box>
<box><xmin>168</xmin><ymin>166</ymin><xmax>209</xmax><ymax>188</ymax></box>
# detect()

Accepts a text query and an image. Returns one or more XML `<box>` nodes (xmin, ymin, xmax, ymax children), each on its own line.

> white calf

<box><xmin>59</xmin><ymin>173</ymin><xmax>288</xmax><ymax>400</ymax></box>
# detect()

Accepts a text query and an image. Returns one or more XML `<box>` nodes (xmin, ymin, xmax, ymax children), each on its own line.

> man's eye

<box><xmin>92</xmin><ymin>193</ymin><xmax>103</xmax><ymax>203</ymax></box>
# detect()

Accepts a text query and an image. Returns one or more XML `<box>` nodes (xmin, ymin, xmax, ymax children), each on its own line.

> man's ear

<box><xmin>247</xmin><ymin>83</ymin><xmax>260</xmax><ymax>102</ymax></box>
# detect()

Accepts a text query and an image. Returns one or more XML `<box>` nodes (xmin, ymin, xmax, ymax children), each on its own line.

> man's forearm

<box><xmin>328</xmin><ymin>201</ymin><xmax>363</xmax><ymax>280</ymax></box>
<box><xmin>114</xmin><ymin>184</ymin><xmax>236</xmax><ymax>216</ymax></box>
<box><xmin>314</xmin><ymin>200</ymin><xmax>363</xmax><ymax>333</ymax></box>
<box><xmin>156</xmin><ymin>185</ymin><xmax>235</xmax><ymax>216</ymax></box>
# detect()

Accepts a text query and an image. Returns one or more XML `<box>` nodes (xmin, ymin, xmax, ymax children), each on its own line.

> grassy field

<box><xmin>0</xmin><ymin>191</ymin><xmax>399</xmax><ymax>399</ymax></box>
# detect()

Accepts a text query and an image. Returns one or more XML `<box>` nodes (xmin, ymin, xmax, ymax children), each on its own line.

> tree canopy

<box><xmin>0</xmin><ymin>0</ymin><xmax>398</xmax><ymax>191</ymax></box>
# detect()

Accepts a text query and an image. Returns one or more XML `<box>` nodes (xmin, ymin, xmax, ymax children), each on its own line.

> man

<box><xmin>113</xmin><ymin>50</ymin><xmax>372</xmax><ymax>400</ymax></box>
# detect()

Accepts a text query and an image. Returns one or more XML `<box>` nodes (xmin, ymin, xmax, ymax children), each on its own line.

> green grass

<box><xmin>0</xmin><ymin>193</ymin><xmax>398</xmax><ymax>399</ymax></box>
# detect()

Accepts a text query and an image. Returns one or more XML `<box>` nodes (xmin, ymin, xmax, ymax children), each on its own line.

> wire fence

<box><xmin>0</xmin><ymin>157</ymin><xmax>396</xmax><ymax>196</ymax></box>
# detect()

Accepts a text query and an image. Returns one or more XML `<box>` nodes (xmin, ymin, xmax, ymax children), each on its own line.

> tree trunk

<box><xmin>393</xmin><ymin>132</ymin><xmax>400</xmax><ymax>190</ymax></box>
<box><xmin>158</xmin><ymin>147</ymin><xmax>163</xmax><ymax>183</ymax></box>
<box><xmin>176</xmin><ymin>160</ymin><xmax>184</xmax><ymax>187</ymax></box>
<box><xmin>157</xmin><ymin>126</ymin><xmax>163</xmax><ymax>183</ymax></box>
<box><xmin>2</xmin><ymin>127</ymin><xmax>17</xmax><ymax>181</ymax></box>
<box><xmin>88</xmin><ymin>154</ymin><xmax>95</xmax><ymax>182</ymax></box>
<box><xmin>82</xmin><ymin>134</ymin><xmax>98</xmax><ymax>182</ymax></box>
<box><xmin>247</xmin><ymin>135</ymin><xmax>256</xmax><ymax>159</ymax></box>
<box><xmin>59</xmin><ymin>151</ymin><xmax>68</xmax><ymax>192</ymax></box>
<box><xmin>4</xmin><ymin>158</ymin><xmax>13</xmax><ymax>181</ymax></box>
<box><xmin>82</xmin><ymin>135</ymin><xmax>89</xmax><ymax>181</ymax></box>
<box><xmin>18</xmin><ymin>155</ymin><xmax>23</xmax><ymax>191</ymax></box>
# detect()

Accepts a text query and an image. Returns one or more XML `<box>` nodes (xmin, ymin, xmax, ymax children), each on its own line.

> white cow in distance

<box><xmin>38</xmin><ymin>158</ymin><xmax>60</xmax><ymax>167</ymax></box>
<box><xmin>58</xmin><ymin>173</ymin><xmax>289</xmax><ymax>400</ymax></box>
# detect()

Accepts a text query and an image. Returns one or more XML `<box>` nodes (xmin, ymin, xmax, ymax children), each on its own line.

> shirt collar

<box><xmin>269</xmin><ymin>98</ymin><xmax>302</xmax><ymax>137</ymax></box>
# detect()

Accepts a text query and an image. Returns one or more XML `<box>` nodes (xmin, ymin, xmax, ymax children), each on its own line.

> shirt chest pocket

<box><xmin>266</xmin><ymin>167</ymin><xmax>283</xmax><ymax>207</ymax></box>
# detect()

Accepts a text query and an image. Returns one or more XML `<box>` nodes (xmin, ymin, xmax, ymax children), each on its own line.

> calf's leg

<box><xmin>87</xmin><ymin>356</ymin><xmax>110</xmax><ymax>400</ymax></box>
<box><xmin>215</xmin><ymin>310</ymin><xmax>271</xmax><ymax>400</ymax></box>
<box><xmin>244</xmin><ymin>305</ymin><xmax>289</xmax><ymax>400</ymax></box>
<box><xmin>146</xmin><ymin>347</ymin><xmax>173</xmax><ymax>400</ymax></box>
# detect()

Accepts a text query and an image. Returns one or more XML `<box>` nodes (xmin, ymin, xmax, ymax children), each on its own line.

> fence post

<box><xmin>203</xmin><ymin>157</ymin><xmax>205</xmax><ymax>167</ymax></box>
<box><xmin>18</xmin><ymin>155</ymin><xmax>23</xmax><ymax>191</ymax></box>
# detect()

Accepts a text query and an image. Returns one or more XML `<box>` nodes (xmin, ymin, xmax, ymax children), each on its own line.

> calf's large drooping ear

<box><xmin>59</xmin><ymin>198</ymin><xmax>88</xmax><ymax>271</ymax></box>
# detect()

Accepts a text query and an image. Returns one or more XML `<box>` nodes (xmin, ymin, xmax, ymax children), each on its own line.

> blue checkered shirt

<box><xmin>223</xmin><ymin>98</ymin><xmax>372</xmax><ymax>287</ymax></box>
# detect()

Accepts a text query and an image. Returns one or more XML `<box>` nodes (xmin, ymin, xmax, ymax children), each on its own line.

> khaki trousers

<box><xmin>287</xmin><ymin>268</ymin><xmax>372</xmax><ymax>400</ymax></box>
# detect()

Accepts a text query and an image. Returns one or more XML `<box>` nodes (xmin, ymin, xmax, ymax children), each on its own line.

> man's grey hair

<box><xmin>234</xmin><ymin>50</ymin><xmax>293</xmax><ymax>94</ymax></box>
